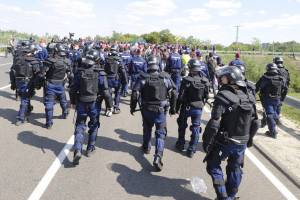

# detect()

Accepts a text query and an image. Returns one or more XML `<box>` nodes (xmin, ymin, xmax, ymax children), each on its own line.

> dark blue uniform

<box><xmin>130</xmin><ymin>70</ymin><xmax>176</xmax><ymax>170</ymax></box>
<box><xmin>129</xmin><ymin>55</ymin><xmax>147</xmax><ymax>89</ymax></box>
<box><xmin>256</xmin><ymin>71</ymin><xmax>283</xmax><ymax>137</ymax></box>
<box><xmin>202</xmin><ymin>84</ymin><xmax>258</xmax><ymax>199</ymax></box>
<box><xmin>176</xmin><ymin>74</ymin><xmax>209</xmax><ymax>156</ymax></box>
<box><xmin>43</xmin><ymin>56</ymin><xmax>71</xmax><ymax>128</ymax></box>
<box><xmin>229</xmin><ymin>58</ymin><xmax>245</xmax><ymax>67</ymax></box>
<box><xmin>120</xmin><ymin>51</ymin><xmax>132</xmax><ymax>95</ymax></box>
<box><xmin>166</xmin><ymin>52</ymin><xmax>183</xmax><ymax>93</ymax></box>
<box><xmin>12</xmin><ymin>55</ymin><xmax>42</xmax><ymax>124</ymax></box>
<box><xmin>70</xmin><ymin>61</ymin><xmax>106</xmax><ymax>154</ymax></box>
<box><xmin>105</xmin><ymin>53</ymin><xmax>127</xmax><ymax>113</ymax></box>
<box><xmin>36</xmin><ymin>46</ymin><xmax>48</xmax><ymax>61</ymax></box>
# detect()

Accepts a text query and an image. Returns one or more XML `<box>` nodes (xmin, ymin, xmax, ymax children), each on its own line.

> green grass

<box><xmin>288</xmin><ymin>92</ymin><xmax>300</xmax><ymax>99</ymax></box>
<box><xmin>281</xmin><ymin>104</ymin><xmax>300</xmax><ymax>125</ymax></box>
<box><xmin>217</xmin><ymin>53</ymin><xmax>300</xmax><ymax>92</ymax></box>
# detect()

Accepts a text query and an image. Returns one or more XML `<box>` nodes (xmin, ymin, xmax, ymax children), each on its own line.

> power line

<box><xmin>233</xmin><ymin>25</ymin><xmax>241</xmax><ymax>44</ymax></box>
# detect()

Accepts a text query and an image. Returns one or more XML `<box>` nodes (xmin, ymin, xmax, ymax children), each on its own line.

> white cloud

<box><xmin>126</xmin><ymin>0</ymin><xmax>177</xmax><ymax>16</ymax></box>
<box><xmin>242</xmin><ymin>14</ymin><xmax>300</xmax><ymax>29</ymax></box>
<box><xmin>42</xmin><ymin>0</ymin><xmax>96</xmax><ymax>18</ymax></box>
<box><xmin>205</xmin><ymin>0</ymin><xmax>241</xmax><ymax>9</ymax></box>
<box><xmin>184</xmin><ymin>8</ymin><xmax>211</xmax><ymax>22</ymax></box>
<box><xmin>219</xmin><ymin>9</ymin><xmax>237</xmax><ymax>16</ymax></box>
<box><xmin>258</xmin><ymin>10</ymin><xmax>266</xmax><ymax>15</ymax></box>
<box><xmin>0</xmin><ymin>3</ymin><xmax>40</xmax><ymax>16</ymax></box>
<box><xmin>205</xmin><ymin>0</ymin><xmax>241</xmax><ymax>16</ymax></box>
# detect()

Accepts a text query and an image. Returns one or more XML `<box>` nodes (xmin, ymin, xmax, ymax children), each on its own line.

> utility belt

<box><xmin>217</xmin><ymin>131</ymin><xmax>247</xmax><ymax>145</ymax></box>
<box><xmin>16</xmin><ymin>77</ymin><xmax>31</xmax><ymax>82</ymax></box>
<box><xmin>107</xmin><ymin>74</ymin><xmax>119</xmax><ymax>80</ymax></box>
<box><xmin>170</xmin><ymin>69</ymin><xmax>181</xmax><ymax>74</ymax></box>
<box><xmin>183</xmin><ymin>101</ymin><xmax>204</xmax><ymax>110</ymax></box>
<box><xmin>262</xmin><ymin>94</ymin><xmax>280</xmax><ymax>100</ymax></box>
<box><xmin>47</xmin><ymin>79</ymin><xmax>65</xmax><ymax>85</ymax></box>
<box><xmin>143</xmin><ymin>103</ymin><xmax>168</xmax><ymax>113</ymax></box>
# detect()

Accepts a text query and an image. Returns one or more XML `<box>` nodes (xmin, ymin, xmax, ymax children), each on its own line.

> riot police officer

<box><xmin>165</xmin><ymin>47</ymin><xmax>183</xmax><ymax>94</ymax></box>
<box><xmin>43</xmin><ymin>43</ymin><xmax>72</xmax><ymax>129</ymax></box>
<box><xmin>175</xmin><ymin>59</ymin><xmax>210</xmax><ymax>158</ymax></box>
<box><xmin>202</xmin><ymin>65</ymin><xmax>258</xmax><ymax>200</ymax></box>
<box><xmin>119</xmin><ymin>46</ymin><xmax>132</xmax><ymax>97</ymax></box>
<box><xmin>10</xmin><ymin>44</ymin><xmax>42</xmax><ymax>125</ymax></box>
<box><xmin>206</xmin><ymin>52</ymin><xmax>218</xmax><ymax>95</ymax></box>
<box><xmin>256</xmin><ymin>63</ymin><xmax>284</xmax><ymax>138</ymax></box>
<box><xmin>130</xmin><ymin>56</ymin><xmax>177</xmax><ymax>171</ymax></box>
<box><xmin>104</xmin><ymin>45</ymin><xmax>128</xmax><ymax>114</ymax></box>
<box><xmin>273</xmin><ymin>57</ymin><xmax>290</xmax><ymax>123</ymax></box>
<box><xmin>69</xmin><ymin>49</ymin><xmax>106</xmax><ymax>165</ymax></box>
<box><xmin>128</xmin><ymin>48</ymin><xmax>147</xmax><ymax>89</ymax></box>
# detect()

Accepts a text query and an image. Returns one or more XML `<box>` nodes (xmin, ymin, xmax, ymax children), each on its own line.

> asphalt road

<box><xmin>0</xmin><ymin>56</ymin><xmax>299</xmax><ymax>200</ymax></box>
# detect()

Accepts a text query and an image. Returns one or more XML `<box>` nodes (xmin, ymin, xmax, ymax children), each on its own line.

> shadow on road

<box><xmin>96</xmin><ymin>134</ymin><xmax>210</xmax><ymax>200</ymax></box>
<box><xmin>114</xmin><ymin>128</ymin><xmax>206</xmax><ymax>154</ymax></box>
<box><xmin>109</xmin><ymin>163</ymin><xmax>211</xmax><ymax>200</ymax></box>
<box><xmin>17</xmin><ymin>131</ymin><xmax>74</xmax><ymax>168</ymax></box>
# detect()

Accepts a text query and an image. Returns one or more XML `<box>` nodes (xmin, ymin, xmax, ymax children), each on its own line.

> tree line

<box><xmin>1</xmin><ymin>29</ymin><xmax>300</xmax><ymax>52</ymax></box>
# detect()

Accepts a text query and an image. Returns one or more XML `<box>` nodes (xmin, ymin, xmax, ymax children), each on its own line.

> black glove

<box><xmin>10</xmin><ymin>84</ymin><xmax>16</xmax><ymax>90</ymax></box>
<box><xmin>130</xmin><ymin>108</ymin><xmax>135</xmax><ymax>116</ymax></box>
<box><xmin>202</xmin><ymin>142</ymin><xmax>209</xmax><ymax>153</ymax></box>
<box><xmin>169</xmin><ymin>108</ymin><xmax>176</xmax><ymax>115</ymax></box>
<box><xmin>247</xmin><ymin>138</ymin><xmax>253</xmax><ymax>148</ymax></box>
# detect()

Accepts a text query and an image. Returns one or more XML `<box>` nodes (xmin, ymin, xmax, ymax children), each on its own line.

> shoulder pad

<box><xmin>159</xmin><ymin>71</ymin><xmax>170</xmax><ymax>78</ymax></box>
<box><xmin>25</xmin><ymin>57</ymin><xmax>36</xmax><ymax>62</ymax></box>
<box><xmin>182</xmin><ymin>76</ymin><xmax>193</xmax><ymax>82</ymax></box>
<box><xmin>140</xmin><ymin>72</ymin><xmax>149</xmax><ymax>79</ymax></box>
<box><xmin>246</xmin><ymin>81</ymin><xmax>256</xmax><ymax>91</ymax></box>
<box><xmin>217</xmin><ymin>89</ymin><xmax>239</xmax><ymax>105</ymax></box>
<box><xmin>63</xmin><ymin>58</ymin><xmax>71</xmax><ymax>66</ymax></box>
<box><xmin>47</xmin><ymin>58</ymin><xmax>56</xmax><ymax>63</ymax></box>
<box><xmin>30</xmin><ymin>60</ymin><xmax>40</xmax><ymax>65</ymax></box>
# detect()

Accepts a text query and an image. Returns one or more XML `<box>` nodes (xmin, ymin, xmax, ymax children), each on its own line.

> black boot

<box><xmin>153</xmin><ymin>154</ymin><xmax>163</xmax><ymax>172</ymax></box>
<box><xmin>26</xmin><ymin>105</ymin><xmax>33</xmax><ymax>116</ymax></box>
<box><xmin>86</xmin><ymin>146</ymin><xmax>96</xmax><ymax>157</ymax></box>
<box><xmin>175</xmin><ymin>141</ymin><xmax>185</xmax><ymax>152</ymax></box>
<box><xmin>186</xmin><ymin>149</ymin><xmax>194</xmax><ymax>158</ymax></box>
<box><xmin>73</xmin><ymin>150</ymin><xmax>82</xmax><ymax>165</ymax></box>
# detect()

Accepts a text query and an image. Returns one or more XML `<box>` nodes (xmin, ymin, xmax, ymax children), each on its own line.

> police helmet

<box><xmin>235</xmin><ymin>65</ymin><xmax>246</xmax><ymax>76</ymax></box>
<box><xmin>216</xmin><ymin>65</ymin><xmax>246</xmax><ymax>87</ymax></box>
<box><xmin>266</xmin><ymin>63</ymin><xmax>278</xmax><ymax>73</ymax></box>
<box><xmin>188</xmin><ymin>59</ymin><xmax>202</xmax><ymax>72</ymax></box>
<box><xmin>22</xmin><ymin>43</ymin><xmax>37</xmax><ymax>54</ymax></box>
<box><xmin>55</xmin><ymin>43</ymin><xmax>66</xmax><ymax>56</ymax></box>
<box><xmin>110</xmin><ymin>45</ymin><xmax>118</xmax><ymax>54</ymax></box>
<box><xmin>273</xmin><ymin>57</ymin><xmax>283</xmax><ymax>65</ymax></box>
<box><xmin>86</xmin><ymin>49</ymin><xmax>100</xmax><ymax>62</ymax></box>
<box><xmin>147</xmin><ymin>56</ymin><xmax>159</xmax><ymax>71</ymax></box>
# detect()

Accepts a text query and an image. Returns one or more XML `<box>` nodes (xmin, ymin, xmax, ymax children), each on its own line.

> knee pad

<box><xmin>267</xmin><ymin>114</ymin><xmax>275</xmax><ymax>120</ymax></box>
<box><xmin>155</xmin><ymin>129</ymin><xmax>166</xmax><ymax>140</ymax></box>
<box><xmin>76</xmin><ymin>115</ymin><xmax>87</xmax><ymax>125</ymax></box>
<box><xmin>189</xmin><ymin>125</ymin><xmax>201</xmax><ymax>132</ymax></box>
<box><xmin>226</xmin><ymin>163</ymin><xmax>243</xmax><ymax>175</ymax></box>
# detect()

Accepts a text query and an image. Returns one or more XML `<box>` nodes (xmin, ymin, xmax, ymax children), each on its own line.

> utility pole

<box><xmin>233</xmin><ymin>25</ymin><xmax>241</xmax><ymax>44</ymax></box>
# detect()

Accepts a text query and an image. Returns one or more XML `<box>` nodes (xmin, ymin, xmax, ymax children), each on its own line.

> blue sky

<box><xmin>0</xmin><ymin>0</ymin><xmax>300</xmax><ymax>45</ymax></box>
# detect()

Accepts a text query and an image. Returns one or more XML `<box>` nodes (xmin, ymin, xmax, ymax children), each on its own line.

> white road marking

<box><xmin>245</xmin><ymin>150</ymin><xmax>298</xmax><ymax>200</ymax></box>
<box><xmin>27</xmin><ymin>135</ymin><xmax>74</xmax><ymax>200</ymax></box>
<box><xmin>203</xmin><ymin>107</ymin><xmax>298</xmax><ymax>200</ymax></box>
<box><xmin>0</xmin><ymin>84</ymin><xmax>11</xmax><ymax>90</ymax></box>
<box><xmin>0</xmin><ymin>62</ymin><xmax>12</xmax><ymax>66</ymax></box>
